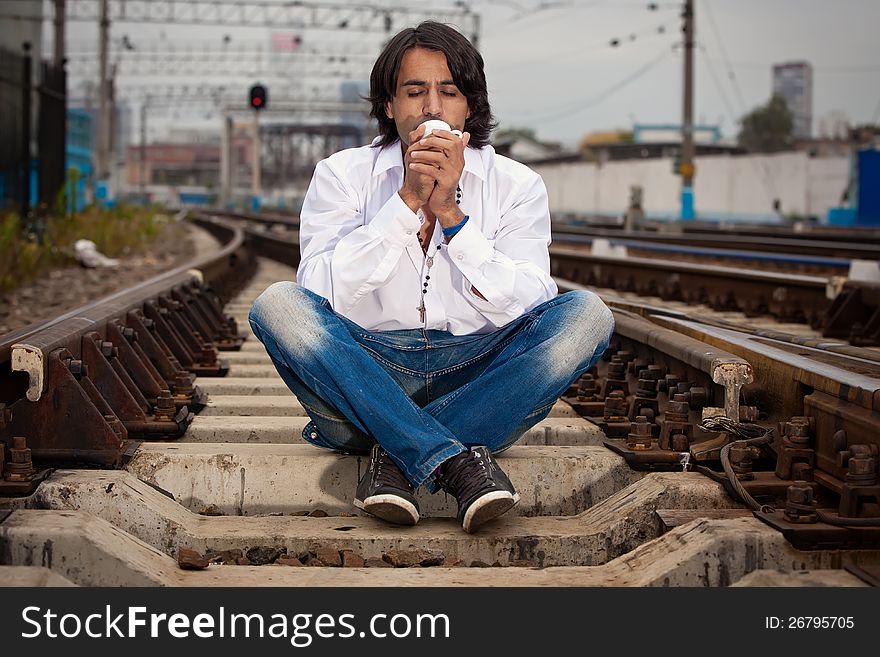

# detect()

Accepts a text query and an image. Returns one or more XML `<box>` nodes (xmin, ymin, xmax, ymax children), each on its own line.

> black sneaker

<box><xmin>437</xmin><ymin>446</ymin><xmax>520</xmax><ymax>533</ymax></box>
<box><xmin>354</xmin><ymin>444</ymin><xmax>420</xmax><ymax>525</ymax></box>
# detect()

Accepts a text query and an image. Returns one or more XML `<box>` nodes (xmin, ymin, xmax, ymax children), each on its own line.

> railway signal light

<box><xmin>249</xmin><ymin>83</ymin><xmax>267</xmax><ymax>111</ymax></box>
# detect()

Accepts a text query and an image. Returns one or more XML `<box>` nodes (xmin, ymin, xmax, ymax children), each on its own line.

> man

<box><xmin>248</xmin><ymin>21</ymin><xmax>614</xmax><ymax>533</ymax></box>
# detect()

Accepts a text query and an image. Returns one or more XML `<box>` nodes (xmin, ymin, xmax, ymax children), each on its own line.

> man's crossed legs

<box><xmin>248</xmin><ymin>283</ymin><xmax>614</xmax><ymax>532</ymax></box>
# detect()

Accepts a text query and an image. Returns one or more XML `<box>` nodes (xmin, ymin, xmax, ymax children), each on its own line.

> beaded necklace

<box><xmin>416</xmin><ymin>184</ymin><xmax>461</xmax><ymax>324</ymax></box>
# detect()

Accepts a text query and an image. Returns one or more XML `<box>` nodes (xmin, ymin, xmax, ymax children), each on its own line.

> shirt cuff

<box><xmin>369</xmin><ymin>193</ymin><xmax>422</xmax><ymax>248</ymax></box>
<box><xmin>445</xmin><ymin>217</ymin><xmax>492</xmax><ymax>268</ymax></box>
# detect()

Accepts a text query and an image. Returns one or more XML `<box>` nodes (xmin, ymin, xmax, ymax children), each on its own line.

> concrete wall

<box><xmin>532</xmin><ymin>152</ymin><xmax>849</xmax><ymax>221</ymax></box>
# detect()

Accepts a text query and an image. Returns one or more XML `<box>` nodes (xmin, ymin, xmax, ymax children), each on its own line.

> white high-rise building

<box><xmin>772</xmin><ymin>61</ymin><xmax>813</xmax><ymax>139</ymax></box>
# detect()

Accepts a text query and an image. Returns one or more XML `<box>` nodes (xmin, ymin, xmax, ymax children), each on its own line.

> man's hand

<box><xmin>407</xmin><ymin>128</ymin><xmax>471</xmax><ymax>227</ymax></box>
<box><xmin>399</xmin><ymin>124</ymin><xmax>438</xmax><ymax>212</ymax></box>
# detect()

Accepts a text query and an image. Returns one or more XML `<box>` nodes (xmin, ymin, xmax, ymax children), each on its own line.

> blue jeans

<box><xmin>248</xmin><ymin>283</ymin><xmax>614</xmax><ymax>490</ymax></box>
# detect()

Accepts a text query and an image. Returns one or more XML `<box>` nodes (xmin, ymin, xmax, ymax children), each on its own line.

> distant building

<box><xmin>772</xmin><ymin>61</ymin><xmax>813</xmax><ymax>139</ymax></box>
<box><xmin>493</xmin><ymin>133</ymin><xmax>564</xmax><ymax>163</ymax></box>
<box><xmin>66</xmin><ymin>109</ymin><xmax>94</xmax><ymax>212</ymax></box>
<box><xmin>559</xmin><ymin>122</ymin><xmax>737</xmax><ymax>165</ymax></box>
<box><xmin>126</xmin><ymin>142</ymin><xmax>224</xmax><ymax>188</ymax></box>
<box><xmin>125</xmin><ymin>128</ymin><xmax>257</xmax><ymax>197</ymax></box>
<box><xmin>580</xmin><ymin>130</ymin><xmax>632</xmax><ymax>146</ymax></box>
<box><xmin>632</xmin><ymin>123</ymin><xmax>723</xmax><ymax>145</ymax></box>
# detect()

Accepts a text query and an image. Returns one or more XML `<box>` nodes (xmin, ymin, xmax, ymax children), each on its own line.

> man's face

<box><xmin>385</xmin><ymin>47</ymin><xmax>470</xmax><ymax>148</ymax></box>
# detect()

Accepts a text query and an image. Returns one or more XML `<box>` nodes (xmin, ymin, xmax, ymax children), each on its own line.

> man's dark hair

<box><xmin>368</xmin><ymin>21</ymin><xmax>497</xmax><ymax>149</ymax></box>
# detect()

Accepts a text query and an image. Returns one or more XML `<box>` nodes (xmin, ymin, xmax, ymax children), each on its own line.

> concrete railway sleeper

<box><xmin>0</xmin><ymin>217</ymin><xmax>878</xmax><ymax>587</ymax></box>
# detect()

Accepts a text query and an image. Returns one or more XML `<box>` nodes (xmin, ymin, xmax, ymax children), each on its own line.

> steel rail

<box><xmin>552</xmin><ymin>224</ymin><xmax>880</xmax><ymax>261</ymax></box>
<box><xmin>565</xmin><ymin>282</ymin><xmax>880</xmax><ymax>368</ymax></box>
<box><xmin>549</xmin><ymin>245</ymin><xmax>831</xmax><ymax>324</ymax></box>
<box><xmin>0</xmin><ymin>217</ymin><xmax>246</xmax><ymax>368</ymax></box>
<box><xmin>0</xmin><ymin>217</ymin><xmax>254</xmax><ymax>470</ymax></box>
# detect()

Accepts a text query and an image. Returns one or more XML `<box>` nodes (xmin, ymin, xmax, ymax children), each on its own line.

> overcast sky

<box><xmin>58</xmin><ymin>0</ymin><xmax>880</xmax><ymax>147</ymax></box>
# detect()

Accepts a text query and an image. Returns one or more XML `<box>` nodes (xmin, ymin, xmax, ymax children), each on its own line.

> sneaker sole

<box><xmin>354</xmin><ymin>494</ymin><xmax>420</xmax><ymax>526</ymax></box>
<box><xmin>462</xmin><ymin>491</ymin><xmax>520</xmax><ymax>533</ymax></box>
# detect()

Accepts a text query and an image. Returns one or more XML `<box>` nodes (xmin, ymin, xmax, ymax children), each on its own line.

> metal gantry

<box><xmin>55</xmin><ymin>0</ymin><xmax>480</xmax><ymax>41</ymax></box>
<box><xmin>65</xmin><ymin>45</ymin><xmax>374</xmax><ymax>79</ymax></box>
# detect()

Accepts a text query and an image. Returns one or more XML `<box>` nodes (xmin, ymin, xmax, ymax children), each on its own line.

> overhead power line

<box><xmin>702</xmin><ymin>0</ymin><xmax>748</xmax><ymax>115</ymax></box>
<box><xmin>507</xmin><ymin>43</ymin><xmax>675</xmax><ymax>123</ymax></box>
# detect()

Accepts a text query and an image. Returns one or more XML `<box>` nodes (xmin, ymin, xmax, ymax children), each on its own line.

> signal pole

<box><xmin>680</xmin><ymin>0</ymin><xmax>695</xmax><ymax>220</ymax></box>
<box><xmin>251</xmin><ymin>110</ymin><xmax>261</xmax><ymax>210</ymax></box>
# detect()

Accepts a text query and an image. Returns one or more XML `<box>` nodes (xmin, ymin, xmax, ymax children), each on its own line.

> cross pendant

<box><xmin>418</xmin><ymin>304</ymin><xmax>425</xmax><ymax>323</ymax></box>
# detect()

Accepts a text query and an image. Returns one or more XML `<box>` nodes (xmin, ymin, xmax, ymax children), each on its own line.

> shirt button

<box><xmin>406</xmin><ymin>230</ymin><xmax>413</xmax><ymax>236</ymax></box>
<box><xmin>456</xmin><ymin>254</ymin><xmax>464</xmax><ymax>260</ymax></box>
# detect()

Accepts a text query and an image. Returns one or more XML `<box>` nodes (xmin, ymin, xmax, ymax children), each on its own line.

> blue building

<box><xmin>64</xmin><ymin>108</ymin><xmax>94</xmax><ymax>213</ymax></box>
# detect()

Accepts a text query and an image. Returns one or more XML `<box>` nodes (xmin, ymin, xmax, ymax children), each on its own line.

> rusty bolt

<box><xmin>791</xmin><ymin>462</ymin><xmax>814</xmax><ymax>481</ymax></box>
<box><xmin>604</xmin><ymin>390</ymin><xmax>628</xmax><ymax>420</ymax></box>
<box><xmin>607</xmin><ymin>357</ymin><xmax>626</xmax><ymax>379</ymax></box>
<box><xmin>783</xmin><ymin>419</ymin><xmax>811</xmax><ymax>445</ymax></box>
<box><xmin>688</xmin><ymin>386</ymin><xmax>707</xmax><ymax>408</ymax></box>
<box><xmin>636</xmin><ymin>371</ymin><xmax>658</xmax><ymax>397</ymax></box>
<box><xmin>104</xmin><ymin>415</ymin><xmax>126</xmax><ymax>438</ymax></box>
<box><xmin>67</xmin><ymin>358</ymin><xmax>86</xmax><ymax>378</ymax></box>
<box><xmin>729</xmin><ymin>444</ymin><xmax>754</xmax><ymax>480</ymax></box>
<box><xmin>838</xmin><ymin>443</ymin><xmax>876</xmax><ymax>470</ymax></box>
<box><xmin>784</xmin><ymin>481</ymin><xmax>818</xmax><ymax>523</ymax></box>
<box><xmin>577</xmin><ymin>374</ymin><xmax>598</xmax><ymax>401</ymax></box>
<box><xmin>646</xmin><ymin>365</ymin><xmax>664</xmax><ymax>380</ymax></box>
<box><xmin>671</xmin><ymin>433</ymin><xmax>690</xmax><ymax>452</ymax></box>
<box><xmin>173</xmin><ymin>373</ymin><xmax>193</xmax><ymax>394</ymax></box>
<box><xmin>615</xmin><ymin>350</ymin><xmax>634</xmax><ymax>365</ymax></box>
<box><xmin>143</xmin><ymin>318</ymin><xmax>155</xmax><ymax>330</ymax></box>
<box><xmin>122</xmin><ymin>327</ymin><xmax>136</xmax><ymax>341</ymax></box>
<box><xmin>787</xmin><ymin>481</ymin><xmax>812</xmax><ymax>505</ymax></box>
<box><xmin>627</xmin><ymin>416</ymin><xmax>653</xmax><ymax>450</ymax></box>
<box><xmin>10</xmin><ymin>436</ymin><xmax>29</xmax><ymax>458</ymax></box>
<box><xmin>660</xmin><ymin>374</ymin><xmax>680</xmax><ymax>394</ymax></box>
<box><xmin>846</xmin><ymin>447</ymin><xmax>877</xmax><ymax>484</ymax></box>
<box><xmin>667</xmin><ymin>394</ymin><xmax>690</xmax><ymax>419</ymax></box>
<box><xmin>4</xmin><ymin>436</ymin><xmax>34</xmax><ymax>481</ymax></box>
<box><xmin>154</xmin><ymin>393</ymin><xmax>176</xmax><ymax>420</ymax></box>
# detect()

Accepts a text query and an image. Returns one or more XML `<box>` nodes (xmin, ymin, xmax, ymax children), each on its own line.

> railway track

<box><xmin>550</xmin><ymin>223</ymin><xmax>880</xmax><ymax>348</ymax></box>
<box><xmin>1</xmin><ymin>212</ymin><xmax>878</xmax><ymax>587</ymax></box>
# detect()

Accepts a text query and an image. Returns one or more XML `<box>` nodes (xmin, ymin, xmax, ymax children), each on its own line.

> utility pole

<box><xmin>97</xmin><ymin>0</ymin><xmax>110</xmax><ymax>181</ymax></box>
<box><xmin>680</xmin><ymin>0</ymin><xmax>695</xmax><ymax>220</ymax></box>
<box><xmin>53</xmin><ymin>0</ymin><xmax>66</xmax><ymax>67</ymax></box>
<box><xmin>139</xmin><ymin>96</ymin><xmax>148</xmax><ymax>201</ymax></box>
<box><xmin>220</xmin><ymin>114</ymin><xmax>233</xmax><ymax>207</ymax></box>
<box><xmin>21</xmin><ymin>42</ymin><xmax>32</xmax><ymax>217</ymax></box>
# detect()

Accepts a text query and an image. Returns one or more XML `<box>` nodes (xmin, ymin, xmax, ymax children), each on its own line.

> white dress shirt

<box><xmin>297</xmin><ymin>138</ymin><xmax>558</xmax><ymax>335</ymax></box>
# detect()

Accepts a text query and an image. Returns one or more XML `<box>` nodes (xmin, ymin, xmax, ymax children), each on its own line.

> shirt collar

<box><xmin>372</xmin><ymin>138</ymin><xmax>486</xmax><ymax>181</ymax></box>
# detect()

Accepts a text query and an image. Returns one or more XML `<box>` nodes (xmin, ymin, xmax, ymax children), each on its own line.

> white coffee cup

<box><xmin>421</xmin><ymin>119</ymin><xmax>463</xmax><ymax>138</ymax></box>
